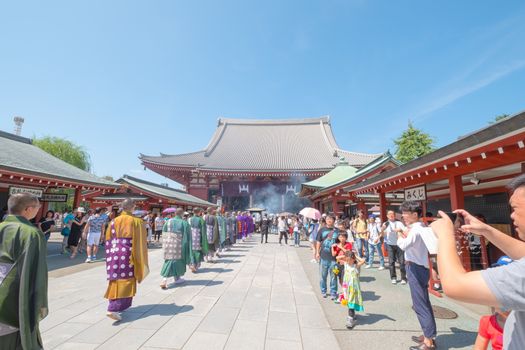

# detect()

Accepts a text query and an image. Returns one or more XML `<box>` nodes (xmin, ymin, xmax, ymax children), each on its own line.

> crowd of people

<box><xmin>3</xmin><ymin>173</ymin><xmax>525</xmax><ymax>349</ymax></box>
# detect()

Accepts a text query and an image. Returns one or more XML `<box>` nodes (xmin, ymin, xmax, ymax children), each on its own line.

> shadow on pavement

<box><xmin>359</xmin><ymin>276</ymin><xmax>376</xmax><ymax>283</ymax></box>
<box><xmin>357</xmin><ymin>312</ymin><xmax>396</xmax><ymax>325</ymax></box>
<box><xmin>362</xmin><ymin>291</ymin><xmax>381</xmax><ymax>301</ymax></box>
<box><xmin>184</xmin><ymin>279</ymin><xmax>224</xmax><ymax>287</ymax></box>
<box><xmin>117</xmin><ymin>303</ymin><xmax>194</xmax><ymax>325</ymax></box>
<box><xmin>220</xmin><ymin>254</ymin><xmax>244</xmax><ymax>258</ymax></box>
<box><xmin>436</xmin><ymin>327</ymin><xmax>478</xmax><ymax>349</ymax></box>
<box><xmin>217</xmin><ymin>259</ymin><xmax>241</xmax><ymax>264</ymax></box>
<box><xmin>196</xmin><ymin>267</ymin><xmax>234</xmax><ymax>273</ymax></box>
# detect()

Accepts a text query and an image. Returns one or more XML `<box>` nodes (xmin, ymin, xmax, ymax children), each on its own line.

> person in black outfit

<box><xmin>260</xmin><ymin>215</ymin><xmax>269</xmax><ymax>243</ymax></box>
<box><xmin>68</xmin><ymin>208</ymin><xmax>87</xmax><ymax>259</ymax></box>
<box><xmin>38</xmin><ymin>210</ymin><xmax>55</xmax><ymax>241</ymax></box>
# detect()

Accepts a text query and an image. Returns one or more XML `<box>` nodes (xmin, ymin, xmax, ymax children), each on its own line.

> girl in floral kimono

<box><xmin>336</xmin><ymin>250</ymin><xmax>365</xmax><ymax>329</ymax></box>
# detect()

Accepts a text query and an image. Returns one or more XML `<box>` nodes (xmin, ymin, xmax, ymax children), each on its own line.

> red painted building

<box><xmin>344</xmin><ymin>111</ymin><xmax>525</xmax><ymax>270</ymax></box>
<box><xmin>140</xmin><ymin>117</ymin><xmax>381</xmax><ymax>212</ymax></box>
<box><xmin>300</xmin><ymin>152</ymin><xmax>400</xmax><ymax>215</ymax></box>
<box><xmin>84</xmin><ymin>175</ymin><xmax>215</xmax><ymax>212</ymax></box>
<box><xmin>0</xmin><ymin>131</ymin><xmax>118</xmax><ymax>220</ymax></box>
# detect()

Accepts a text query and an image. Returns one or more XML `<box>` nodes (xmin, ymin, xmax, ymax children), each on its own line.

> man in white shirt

<box><xmin>397</xmin><ymin>201</ymin><xmax>436</xmax><ymax>350</ymax></box>
<box><xmin>381</xmin><ymin>210</ymin><xmax>407</xmax><ymax>284</ymax></box>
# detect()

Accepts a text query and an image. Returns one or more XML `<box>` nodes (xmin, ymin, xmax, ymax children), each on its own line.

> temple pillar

<box><xmin>379</xmin><ymin>191</ymin><xmax>387</xmax><ymax>222</ymax></box>
<box><xmin>449</xmin><ymin>175</ymin><xmax>470</xmax><ymax>271</ymax></box>
<box><xmin>73</xmin><ymin>188</ymin><xmax>82</xmax><ymax>210</ymax></box>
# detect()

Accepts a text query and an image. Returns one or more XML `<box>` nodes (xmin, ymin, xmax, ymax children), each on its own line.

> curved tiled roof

<box><xmin>0</xmin><ymin>131</ymin><xmax>118</xmax><ymax>188</ymax></box>
<box><xmin>119</xmin><ymin>175</ymin><xmax>215</xmax><ymax>207</ymax></box>
<box><xmin>140</xmin><ymin>117</ymin><xmax>381</xmax><ymax>171</ymax></box>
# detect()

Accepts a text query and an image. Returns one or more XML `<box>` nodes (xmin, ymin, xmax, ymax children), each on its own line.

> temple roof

<box><xmin>300</xmin><ymin>152</ymin><xmax>399</xmax><ymax>197</ymax></box>
<box><xmin>118</xmin><ymin>175</ymin><xmax>215</xmax><ymax>207</ymax></box>
<box><xmin>301</xmin><ymin>158</ymin><xmax>358</xmax><ymax>190</ymax></box>
<box><xmin>0</xmin><ymin>130</ymin><xmax>118</xmax><ymax>188</ymax></box>
<box><xmin>140</xmin><ymin>117</ymin><xmax>382</xmax><ymax>172</ymax></box>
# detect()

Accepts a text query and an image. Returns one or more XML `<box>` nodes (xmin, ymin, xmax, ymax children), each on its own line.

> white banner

<box><xmin>8</xmin><ymin>186</ymin><xmax>44</xmax><ymax>198</ymax></box>
<box><xmin>404</xmin><ymin>185</ymin><xmax>427</xmax><ymax>201</ymax></box>
<box><xmin>42</xmin><ymin>193</ymin><xmax>68</xmax><ymax>202</ymax></box>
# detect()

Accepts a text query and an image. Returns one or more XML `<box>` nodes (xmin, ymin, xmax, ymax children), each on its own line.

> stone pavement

<box><xmin>41</xmin><ymin>235</ymin><xmax>340</xmax><ymax>350</ymax></box>
<box><xmin>296</xmin><ymin>243</ymin><xmax>481</xmax><ymax>349</ymax></box>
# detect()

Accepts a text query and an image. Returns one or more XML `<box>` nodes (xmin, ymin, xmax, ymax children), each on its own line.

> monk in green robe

<box><xmin>217</xmin><ymin>212</ymin><xmax>227</xmax><ymax>253</ymax></box>
<box><xmin>204</xmin><ymin>207</ymin><xmax>219</xmax><ymax>262</ymax></box>
<box><xmin>160</xmin><ymin>208</ymin><xmax>192</xmax><ymax>289</ymax></box>
<box><xmin>0</xmin><ymin>193</ymin><xmax>48</xmax><ymax>350</ymax></box>
<box><xmin>189</xmin><ymin>208</ymin><xmax>208</xmax><ymax>273</ymax></box>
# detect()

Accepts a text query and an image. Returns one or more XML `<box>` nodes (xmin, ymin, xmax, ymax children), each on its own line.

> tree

<box><xmin>33</xmin><ymin>136</ymin><xmax>92</xmax><ymax>171</ymax></box>
<box><xmin>489</xmin><ymin>114</ymin><xmax>509</xmax><ymax>124</ymax></box>
<box><xmin>393</xmin><ymin>122</ymin><xmax>436</xmax><ymax>163</ymax></box>
<box><xmin>102</xmin><ymin>175</ymin><xmax>115</xmax><ymax>181</ymax></box>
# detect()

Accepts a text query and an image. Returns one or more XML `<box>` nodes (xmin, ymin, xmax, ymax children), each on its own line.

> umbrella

<box><xmin>132</xmin><ymin>210</ymin><xmax>148</xmax><ymax>217</ymax></box>
<box><xmin>369</xmin><ymin>205</ymin><xmax>380</xmax><ymax>212</ymax></box>
<box><xmin>299</xmin><ymin>207</ymin><xmax>321</xmax><ymax>220</ymax></box>
<box><xmin>162</xmin><ymin>207</ymin><xmax>177</xmax><ymax>214</ymax></box>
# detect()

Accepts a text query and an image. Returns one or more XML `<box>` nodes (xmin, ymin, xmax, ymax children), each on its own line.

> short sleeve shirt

<box><xmin>87</xmin><ymin>215</ymin><xmax>106</xmax><ymax>233</ymax></box>
<box><xmin>384</xmin><ymin>220</ymin><xmax>406</xmax><ymax>245</ymax></box>
<box><xmin>481</xmin><ymin>257</ymin><xmax>525</xmax><ymax>349</ymax></box>
<box><xmin>316</xmin><ymin>227</ymin><xmax>337</xmax><ymax>261</ymax></box>
<box><xmin>38</xmin><ymin>218</ymin><xmax>55</xmax><ymax>233</ymax></box>
<box><xmin>63</xmin><ymin>213</ymin><xmax>75</xmax><ymax>226</ymax></box>
<box><xmin>478</xmin><ymin>315</ymin><xmax>503</xmax><ymax>350</ymax></box>
<box><xmin>333</xmin><ymin>242</ymin><xmax>353</xmax><ymax>258</ymax></box>
<box><xmin>155</xmin><ymin>217</ymin><xmax>164</xmax><ymax>231</ymax></box>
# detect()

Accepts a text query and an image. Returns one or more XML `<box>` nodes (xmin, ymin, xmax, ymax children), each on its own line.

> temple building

<box><xmin>0</xmin><ymin>130</ymin><xmax>118</xmax><ymax>220</ymax></box>
<box><xmin>84</xmin><ymin>175</ymin><xmax>215</xmax><ymax>212</ymax></box>
<box><xmin>140</xmin><ymin>117</ymin><xmax>381</xmax><ymax>212</ymax></box>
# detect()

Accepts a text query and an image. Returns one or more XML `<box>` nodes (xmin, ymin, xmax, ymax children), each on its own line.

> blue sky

<box><xmin>1</xmin><ymin>1</ymin><xmax>524</xmax><ymax>187</ymax></box>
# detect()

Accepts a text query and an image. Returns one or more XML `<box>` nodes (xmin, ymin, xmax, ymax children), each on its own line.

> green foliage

<box><xmin>33</xmin><ymin>136</ymin><xmax>92</xmax><ymax>171</ymax></box>
<box><xmin>393</xmin><ymin>122</ymin><xmax>436</xmax><ymax>163</ymax></box>
<box><xmin>489</xmin><ymin>114</ymin><xmax>509</xmax><ymax>124</ymax></box>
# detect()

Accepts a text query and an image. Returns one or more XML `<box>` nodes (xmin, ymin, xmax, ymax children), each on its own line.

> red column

<box><xmin>332</xmin><ymin>197</ymin><xmax>338</xmax><ymax>215</ymax></box>
<box><xmin>379</xmin><ymin>192</ymin><xmax>387</xmax><ymax>222</ymax></box>
<box><xmin>357</xmin><ymin>200</ymin><xmax>367</xmax><ymax>215</ymax></box>
<box><xmin>73</xmin><ymin>188</ymin><xmax>82</xmax><ymax>210</ymax></box>
<box><xmin>449</xmin><ymin>175</ymin><xmax>465</xmax><ymax>210</ymax></box>
<box><xmin>449</xmin><ymin>175</ymin><xmax>470</xmax><ymax>271</ymax></box>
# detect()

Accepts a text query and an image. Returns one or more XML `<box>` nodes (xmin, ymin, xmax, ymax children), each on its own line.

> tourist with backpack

<box><xmin>316</xmin><ymin>213</ymin><xmax>339</xmax><ymax>300</ymax></box>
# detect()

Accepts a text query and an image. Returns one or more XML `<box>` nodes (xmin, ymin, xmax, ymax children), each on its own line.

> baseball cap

<box><xmin>76</xmin><ymin>207</ymin><xmax>86</xmax><ymax>213</ymax></box>
<box><xmin>494</xmin><ymin>256</ymin><xmax>513</xmax><ymax>266</ymax></box>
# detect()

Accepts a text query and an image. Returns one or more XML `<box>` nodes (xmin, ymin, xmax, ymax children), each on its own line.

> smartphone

<box><xmin>440</xmin><ymin>212</ymin><xmax>465</xmax><ymax>226</ymax></box>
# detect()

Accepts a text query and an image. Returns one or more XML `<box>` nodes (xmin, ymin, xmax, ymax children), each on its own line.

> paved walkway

<box><xmin>41</xmin><ymin>235</ymin><xmax>340</xmax><ymax>350</ymax></box>
<box><xmin>296</xmin><ymin>243</ymin><xmax>481</xmax><ymax>349</ymax></box>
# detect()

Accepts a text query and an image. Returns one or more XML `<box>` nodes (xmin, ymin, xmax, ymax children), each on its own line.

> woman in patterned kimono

<box><xmin>189</xmin><ymin>208</ymin><xmax>208</xmax><ymax>273</ymax></box>
<box><xmin>160</xmin><ymin>208</ymin><xmax>192</xmax><ymax>289</ymax></box>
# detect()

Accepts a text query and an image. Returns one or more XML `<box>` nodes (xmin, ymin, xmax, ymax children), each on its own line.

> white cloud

<box><xmin>413</xmin><ymin>59</ymin><xmax>525</xmax><ymax>122</ymax></box>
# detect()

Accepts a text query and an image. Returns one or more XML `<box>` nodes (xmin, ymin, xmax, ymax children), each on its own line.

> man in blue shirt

<box><xmin>316</xmin><ymin>213</ymin><xmax>339</xmax><ymax>300</ymax></box>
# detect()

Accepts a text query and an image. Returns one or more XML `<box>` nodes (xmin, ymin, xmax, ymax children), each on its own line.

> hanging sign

<box><xmin>42</xmin><ymin>193</ymin><xmax>68</xmax><ymax>202</ymax></box>
<box><xmin>8</xmin><ymin>186</ymin><xmax>43</xmax><ymax>198</ymax></box>
<box><xmin>404</xmin><ymin>185</ymin><xmax>427</xmax><ymax>201</ymax></box>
